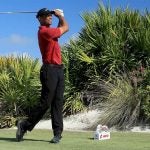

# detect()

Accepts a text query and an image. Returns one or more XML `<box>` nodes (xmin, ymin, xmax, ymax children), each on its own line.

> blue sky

<box><xmin>0</xmin><ymin>0</ymin><xmax>150</xmax><ymax>59</ymax></box>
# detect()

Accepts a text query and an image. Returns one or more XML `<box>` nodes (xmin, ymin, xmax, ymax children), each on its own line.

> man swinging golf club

<box><xmin>16</xmin><ymin>8</ymin><xmax>69</xmax><ymax>143</ymax></box>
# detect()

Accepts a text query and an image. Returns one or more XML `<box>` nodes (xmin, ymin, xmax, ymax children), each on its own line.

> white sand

<box><xmin>33</xmin><ymin>110</ymin><xmax>150</xmax><ymax>133</ymax></box>
<box><xmin>34</xmin><ymin>110</ymin><xmax>101</xmax><ymax>130</ymax></box>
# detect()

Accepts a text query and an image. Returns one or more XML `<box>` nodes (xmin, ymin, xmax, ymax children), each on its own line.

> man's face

<box><xmin>39</xmin><ymin>14</ymin><xmax>52</xmax><ymax>26</ymax></box>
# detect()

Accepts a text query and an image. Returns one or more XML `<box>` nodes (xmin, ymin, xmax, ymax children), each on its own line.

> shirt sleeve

<box><xmin>43</xmin><ymin>27</ymin><xmax>61</xmax><ymax>40</ymax></box>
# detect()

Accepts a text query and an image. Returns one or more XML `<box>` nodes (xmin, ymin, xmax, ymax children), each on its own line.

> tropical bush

<box><xmin>62</xmin><ymin>3</ymin><xmax>150</xmax><ymax>127</ymax></box>
<box><xmin>91</xmin><ymin>74</ymin><xmax>142</xmax><ymax>129</ymax></box>
<box><xmin>0</xmin><ymin>55</ymin><xmax>41</xmax><ymax>122</ymax></box>
<box><xmin>62</xmin><ymin>49</ymin><xmax>86</xmax><ymax>116</ymax></box>
<box><xmin>63</xmin><ymin>4</ymin><xmax>150</xmax><ymax>86</ymax></box>
<box><xmin>140</xmin><ymin>67</ymin><xmax>150</xmax><ymax>120</ymax></box>
<box><xmin>63</xmin><ymin>81</ymin><xmax>85</xmax><ymax>116</ymax></box>
<box><xmin>0</xmin><ymin>116</ymin><xmax>16</xmax><ymax>128</ymax></box>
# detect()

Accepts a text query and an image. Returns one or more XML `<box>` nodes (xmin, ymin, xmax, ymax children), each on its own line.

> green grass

<box><xmin>0</xmin><ymin>129</ymin><xmax>150</xmax><ymax>150</ymax></box>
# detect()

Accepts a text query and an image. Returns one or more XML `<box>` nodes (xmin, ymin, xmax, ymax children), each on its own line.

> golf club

<box><xmin>0</xmin><ymin>11</ymin><xmax>37</xmax><ymax>14</ymax></box>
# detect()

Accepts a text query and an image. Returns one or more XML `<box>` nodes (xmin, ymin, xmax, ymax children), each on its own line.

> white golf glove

<box><xmin>55</xmin><ymin>9</ymin><xmax>64</xmax><ymax>17</ymax></box>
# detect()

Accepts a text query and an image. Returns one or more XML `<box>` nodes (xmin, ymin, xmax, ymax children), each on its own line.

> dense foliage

<box><xmin>0</xmin><ymin>55</ymin><xmax>41</xmax><ymax>127</ymax></box>
<box><xmin>62</xmin><ymin>4</ymin><xmax>150</xmax><ymax>128</ymax></box>
<box><xmin>0</xmin><ymin>4</ymin><xmax>150</xmax><ymax>128</ymax></box>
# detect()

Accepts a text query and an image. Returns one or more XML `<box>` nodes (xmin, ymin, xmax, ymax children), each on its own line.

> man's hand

<box><xmin>53</xmin><ymin>8</ymin><xmax>69</xmax><ymax>35</ymax></box>
<box><xmin>54</xmin><ymin>9</ymin><xmax>64</xmax><ymax>18</ymax></box>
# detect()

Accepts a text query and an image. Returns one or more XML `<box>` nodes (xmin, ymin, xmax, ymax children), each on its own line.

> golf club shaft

<box><xmin>0</xmin><ymin>11</ymin><xmax>37</xmax><ymax>14</ymax></box>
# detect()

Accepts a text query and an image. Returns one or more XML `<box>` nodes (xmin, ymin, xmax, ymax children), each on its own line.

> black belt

<box><xmin>43</xmin><ymin>63</ymin><xmax>63</xmax><ymax>68</ymax></box>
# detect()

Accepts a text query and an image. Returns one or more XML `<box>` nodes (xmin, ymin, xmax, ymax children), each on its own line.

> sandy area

<box><xmin>34</xmin><ymin>110</ymin><xmax>101</xmax><ymax>130</ymax></box>
<box><xmin>33</xmin><ymin>110</ymin><xmax>150</xmax><ymax>133</ymax></box>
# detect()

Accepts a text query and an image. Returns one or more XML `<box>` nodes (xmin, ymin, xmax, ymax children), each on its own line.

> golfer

<box><xmin>16</xmin><ymin>8</ymin><xmax>69</xmax><ymax>143</ymax></box>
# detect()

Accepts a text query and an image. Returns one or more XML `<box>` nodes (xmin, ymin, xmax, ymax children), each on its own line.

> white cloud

<box><xmin>0</xmin><ymin>34</ymin><xmax>33</xmax><ymax>45</ymax></box>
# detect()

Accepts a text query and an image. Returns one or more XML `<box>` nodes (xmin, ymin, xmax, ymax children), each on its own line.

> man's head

<box><xmin>36</xmin><ymin>8</ymin><xmax>55</xmax><ymax>26</ymax></box>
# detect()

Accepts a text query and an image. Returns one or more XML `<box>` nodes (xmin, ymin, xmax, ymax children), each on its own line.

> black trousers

<box><xmin>26</xmin><ymin>64</ymin><xmax>65</xmax><ymax>136</ymax></box>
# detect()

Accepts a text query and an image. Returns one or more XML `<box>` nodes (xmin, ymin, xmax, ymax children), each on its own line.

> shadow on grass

<box><xmin>24</xmin><ymin>138</ymin><xmax>50</xmax><ymax>142</ymax></box>
<box><xmin>0</xmin><ymin>137</ymin><xmax>16</xmax><ymax>142</ymax></box>
<box><xmin>0</xmin><ymin>137</ymin><xmax>49</xmax><ymax>143</ymax></box>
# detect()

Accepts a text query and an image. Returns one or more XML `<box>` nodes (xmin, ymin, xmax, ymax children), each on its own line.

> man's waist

<box><xmin>42</xmin><ymin>58</ymin><xmax>62</xmax><ymax>66</ymax></box>
<box><xmin>43</xmin><ymin>63</ymin><xmax>63</xmax><ymax>68</ymax></box>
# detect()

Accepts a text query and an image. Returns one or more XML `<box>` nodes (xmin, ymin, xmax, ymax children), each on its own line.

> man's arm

<box><xmin>54</xmin><ymin>10</ymin><xmax>69</xmax><ymax>35</ymax></box>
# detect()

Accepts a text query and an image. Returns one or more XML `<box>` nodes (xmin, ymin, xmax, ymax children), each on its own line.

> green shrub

<box><xmin>62</xmin><ymin>3</ymin><xmax>150</xmax><ymax>126</ymax></box>
<box><xmin>0</xmin><ymin>55</ymin><xmax>41</xmax><ymax>117</ymax></box>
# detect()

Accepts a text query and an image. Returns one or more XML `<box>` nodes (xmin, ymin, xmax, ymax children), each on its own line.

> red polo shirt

<box><xmin>38</xmin><ymin>26</ymin><xmax>62</xmax><ymax>64</ymax></box>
